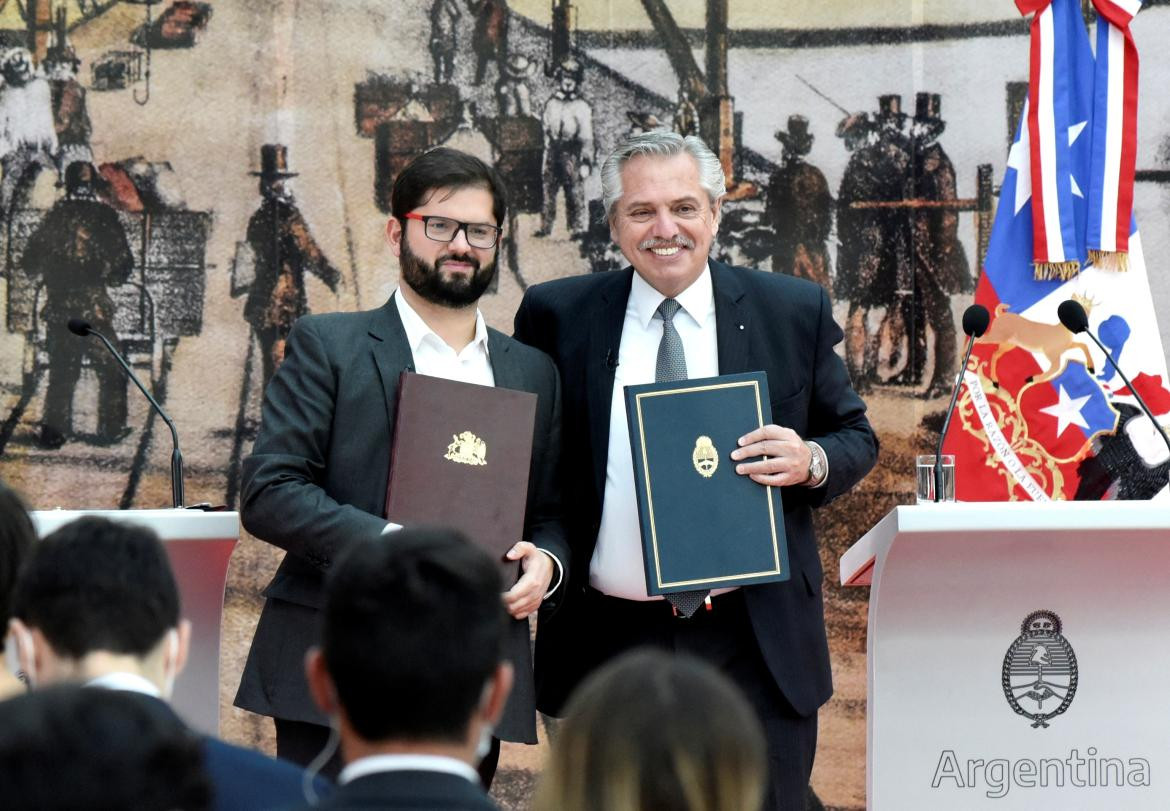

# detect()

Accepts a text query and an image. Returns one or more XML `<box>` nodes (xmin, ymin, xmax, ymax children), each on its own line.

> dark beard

<box><xmin>399</xmin><ymin>237</ymin><xmax>497</xmax><ymax>307</ymax></box>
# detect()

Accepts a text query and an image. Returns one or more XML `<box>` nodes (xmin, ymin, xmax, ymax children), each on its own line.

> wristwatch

<box><xmin>803</xmin><ymin>441</ymin><xmax>827</xmax><ymax>487</ymax></box>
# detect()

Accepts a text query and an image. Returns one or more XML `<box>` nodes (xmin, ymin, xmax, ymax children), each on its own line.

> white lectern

<box><xmin>30</xmin><ymin>510</ymin><xmax>238</xmax><ymax>736</ymax></box>
<box><xmin>841</xmin><ymin>502</ymin><xmax>1170</xmax><ymax>810</ymax></box>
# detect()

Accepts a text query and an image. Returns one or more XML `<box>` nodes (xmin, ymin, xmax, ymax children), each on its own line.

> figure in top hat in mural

<box><xmin>896</xmin><ymin>92</ymin><xmax>973</xmax><ymax>396</ymax></box>
<box><xmin>673</xmin><ymin>86</ymin><xmax>699</xmax><ymax>137</ymax></box>
<box><xmin>837</xmin><ymin>97</ymin><xmax>907</xmax><ymax>388</ymax></box>
<box><xmin>429</xmin><ymin>0</ymin><xmax>461</xmax><ymax>84</ymax></box>
<box><xmin>43</xmin><ymin>44</ymin><xmax>92</xmax><ymax>175</ymax></box>
<box><xmin>834</xmin><ymin>95</ymin><xmax>911</xmax><ymax>391</ymax></box>
<box><xmin>471</xmin><ymin>0</ymin><xmax>509</xmax><ymax>86</ymax></box>
<box><xmin>765</xmin><ymin>114</ymin><xmax>833</xmax><ymax>295</ymax></box>
<box><xmin>537</xmin><ymin>57</ymin><xmax>594</xmax><ymax>238</ymax></box>
<box><xmin>23</xmin><ymin>162</ymin><xmax>133</xmax><ymax>449</ymax></box>
<box><xmin>497</xmin><ymin>53</ymin><xmax>536</xmax><ymax>118</ymax></box>
<box><xmin>240</xmin><ymin>145</ymin><xmax>341</xmax><ymax>388</ymax></box>
<box><xmin>0</xmin><ymin>47</ymin><xmax>58</xmax><ymax>217</ymax></box>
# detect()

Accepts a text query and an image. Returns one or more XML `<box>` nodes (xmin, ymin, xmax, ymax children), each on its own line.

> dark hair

<box><xmin>11</xmin><ymin>517</ymin><xmax>180</xmax><ymax>658</ymax></box>
<box><xmin>535</xmin><ymin>650</ymin><xmax>767</xmax><ymax>811</ymax></box>
<box><xmin>0</xmin><ymin>685</ymin><xmax>211</xmax><ymax>810</ymax></box>
<box><xmin>0</xmin><ymin>481</ymin><xmax>36</xmax><ymax>654</ymax></box>
<box><xmin>322</xmin><ymin>527</ymin><xmax>505</xmax><ymax>742</ymax></box>
<box><xmin>389</xmin><ymin>147</ymin><xmax>508</xmax><ymax>226</ymax></box>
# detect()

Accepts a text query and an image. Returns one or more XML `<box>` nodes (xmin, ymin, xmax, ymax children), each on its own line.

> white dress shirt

<box><xmin>390</xmin><ymin>290</ymin><xmax>563</xmax><ymax>595</ymax></box>
<box><xmin>395</xmin><ymin>289</ymin><xmax>494</xmax><ymax>387</ymax></box>
<box><xmin>85</xmin><ymin>671</ymin><xmax>161</xmax><ymax>697</ymax></box>
<box><xmin>339</xmin><ymin>753</ymin><xmax>480</xmax><ymax>786</ymax></box>
<box><xmin>590</xmin><ymin>267</ymin><xmax>725</xmax><ymax>600</ymax></box>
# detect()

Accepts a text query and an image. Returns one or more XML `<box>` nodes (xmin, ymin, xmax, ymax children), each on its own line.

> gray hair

<box><xmin>600</xmin><ymin>131</ymin><xmax>727</xmax><ymax>218</ymax></box>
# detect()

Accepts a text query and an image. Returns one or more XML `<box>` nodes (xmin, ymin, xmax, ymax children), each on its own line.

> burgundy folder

<box><xmin>385</xmin><ymin>372</ymin><xmax>537</xmax><ymax>584</ymax></box>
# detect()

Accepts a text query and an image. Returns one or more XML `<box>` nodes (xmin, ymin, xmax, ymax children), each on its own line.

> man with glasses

<box><xmin>235</xmin><ymin>147</ymin><xmax>568</xmax><ymax>789</ymax></box>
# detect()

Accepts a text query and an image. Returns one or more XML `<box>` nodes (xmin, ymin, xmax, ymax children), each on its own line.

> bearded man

<box><xmin>234</xmin><ymin>147</ymin><xmax>568</xmax><ymax>788</ymax></box>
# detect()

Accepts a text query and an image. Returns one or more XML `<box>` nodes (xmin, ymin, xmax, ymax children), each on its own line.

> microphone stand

<box><xmin>934</xmin><ymin>337</ymin><xmax>980</xmax><ymax>503</ymax></box>
<box><xmin>85</xmin><ymin>328</ymin><xmax>185</xmax><ymax>508</ymax></box>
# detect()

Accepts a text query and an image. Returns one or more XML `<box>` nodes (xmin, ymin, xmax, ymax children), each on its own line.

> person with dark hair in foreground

<box><xmin>8</xmin><ymin>516</ymin><xmax>319</xmax><ymax>811</ymax></box>
<box><xmin>0</xmin><ymin>480</ymin><xmax>36</xmax><ymax>700</ymax></box>
<box><xmin>535</xmin><ymin>649</ymin><xmax>766</xmax><ymax>811</ymax></box>
<box><xmin>300</xmin><ymin>527</ymin><xmax>510</xmax><ymax>810</ymax></box>
<box><xmin>0</xmin><ymin>684</ymin><xmax>212</xmax><ymax>811</ymax></box>
<box><xmin>236</xmin><ymin>146</ymin><xmax>568</xmax><ymax>783</ymax></box>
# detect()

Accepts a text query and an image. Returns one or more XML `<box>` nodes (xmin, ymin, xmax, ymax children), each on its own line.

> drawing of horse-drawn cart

<box><xmin>5</xmin><ymin>207</ymin><xmax>212</xmax><ymax>390</ymax></box>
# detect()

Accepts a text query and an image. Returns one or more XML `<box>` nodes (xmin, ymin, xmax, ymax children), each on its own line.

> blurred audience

<box><xmin>0</xmin><ymin>684</ymin><xmax>212</xmax><ymax>810</ymax></box>
<box><xmin>0</xmin><ymin>480</ymin><xmax>36</xmax><ymax>700</ymax></box>
<box><xmin>301</xmin><ymin>527</ymin><xmax>511</xmax><ymax>810</ymax></box>
<box><xmin>534</xmin><ymin>649</ymin><xmax>767</xmax><ymax>811</ymax></box>
<box><xmin>9</xmin><ymin>516</ymin><xmax>322</xmax><ymax>810</ymax></box>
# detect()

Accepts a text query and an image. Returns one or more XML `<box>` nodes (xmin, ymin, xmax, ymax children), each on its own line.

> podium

<box><xmin>841</xmin><ymin>502</ymin><xmax>1170</xmax><ymax>810</ymax></box>
<box><xmin>30</xmin><ymin>510</ymin><xmax>238</xmax><ymax>736</ymax></box>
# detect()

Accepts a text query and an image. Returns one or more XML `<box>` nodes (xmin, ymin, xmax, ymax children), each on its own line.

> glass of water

<box><xmin>915</xmin><ymin>454</ymin><xmax>955</xmax><ymax>503</ymax></box>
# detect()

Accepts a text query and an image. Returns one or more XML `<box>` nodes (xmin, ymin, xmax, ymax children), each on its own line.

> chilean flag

<box><xmin>944</xmin><ymin>0</ymin><xmax>1169</xmax><ymax>501</ymax></box>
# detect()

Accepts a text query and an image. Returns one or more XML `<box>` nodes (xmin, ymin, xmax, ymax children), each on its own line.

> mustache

<box><xmin>436</xmin><ymin>253</ymin><xmax>481</xmax><ymax>271</ymax></box>
<box><xmin>638</xmin><ymin>235</ymin><xmax>695</xmax><ymax>250</ymax></box>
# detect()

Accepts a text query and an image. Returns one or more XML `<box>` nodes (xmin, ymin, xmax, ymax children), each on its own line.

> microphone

<box><xmin>70</xmin><ymin>317</ymin><xmax>185</xmax><ymax>508</ymax></box>
<box><xmin>934</xmin><ymin>304</ymin><xmax>990</xmax><ymax>502</ymax></box>
<box><xmin>605</xmin><ymin>349</ymin><xmax>618</xmax><ymax>370</ymax></box>
<box><xmin>1057</xmin><ymin>299</ymin><xmax>1170</xmax><ymax>463</ymax></box>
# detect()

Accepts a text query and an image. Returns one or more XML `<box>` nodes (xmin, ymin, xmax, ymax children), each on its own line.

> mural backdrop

<box><xmin>2</xmin><ymin>2</ymin><xmax>1170</xmax><ymax>809</ymax></box>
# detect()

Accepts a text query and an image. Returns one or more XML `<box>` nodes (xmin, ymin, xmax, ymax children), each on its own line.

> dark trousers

<box><xmin>42</xmin><ymin>312</ymin><xmax>127</xmax><ymax>440</ymax></box>
<box><xmin>273</xmin><ymin>718</ymin><xmax>502</xmax><ymax>789</ymax></box>
<box><xmin>585</xmin><ymin>588</ymin><xmax>818</xmax><ymax>811</ymax></box>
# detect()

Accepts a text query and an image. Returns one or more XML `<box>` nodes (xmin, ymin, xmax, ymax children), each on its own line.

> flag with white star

<box><xmin>944</xmin><ymin>0</ymin><xmax>1170</xmax><ymax>501</ymax></box>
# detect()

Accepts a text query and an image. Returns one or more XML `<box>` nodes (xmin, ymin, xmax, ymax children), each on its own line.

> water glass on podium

<box><xmin>915</xmin><ymin>454</ymin><xmax>955</xmax><ymax>503</ymax></box>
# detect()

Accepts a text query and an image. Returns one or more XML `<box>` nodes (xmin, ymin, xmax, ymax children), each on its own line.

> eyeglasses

<box><xmin>403</xmin><ymin>213</ymin><xmax>501</xmax><ymax>249</ymax></box>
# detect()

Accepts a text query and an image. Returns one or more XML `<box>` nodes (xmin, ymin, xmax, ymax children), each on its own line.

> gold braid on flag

<box><xmin>1033</xmin><ymin>260</ymin><xmax>1081</xmax><ymax>281</ymax></box>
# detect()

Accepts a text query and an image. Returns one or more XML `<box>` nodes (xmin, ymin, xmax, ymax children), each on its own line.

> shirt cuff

<box><xmin>537</xmin><ymin>548</ymin><xmax>564</xmax><ymax>600</ymax></box>
<box><xmin>806</xmin><ymin>441</ymin><xmax>829</xmax><ymax>489</ymax></box>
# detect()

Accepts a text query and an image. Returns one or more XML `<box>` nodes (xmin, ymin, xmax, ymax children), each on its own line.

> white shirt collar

<box><xmin>84</xmin><ymin>671</ymin><xmax>161</xmax><ymax>697</ymax></box>
<box><xmin>629</xmin><ymin>263</ymin><xmax>714</xmax><ymax>329</ymax></box>
<box><xmin>394</xmin><ymin>288</ymin><xmax>490</xmax><ymax>357</ymax></box>
<box><xmin>339</xmin><ymin>753</ymin><xmax>480</xmax><ymax>786</ymax></box>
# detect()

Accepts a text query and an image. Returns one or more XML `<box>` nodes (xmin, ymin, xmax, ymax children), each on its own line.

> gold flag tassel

<box><xmin>1087</xmin><ymin>249</ymin><xmax>1129</xmax><ymax>273</ymax></box>
<box><xmin>1033</xmin><ymin>260</ymin><xmax>1081</xmax><ymax>281</ymax></box>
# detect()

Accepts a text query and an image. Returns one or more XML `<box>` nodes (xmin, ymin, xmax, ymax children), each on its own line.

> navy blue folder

<box><xmin>624</xmin><ymin>371</ymin><xmax>790</xmax><ymax>595</ymax></box>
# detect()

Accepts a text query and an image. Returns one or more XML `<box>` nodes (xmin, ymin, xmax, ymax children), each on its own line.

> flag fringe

<box><xmin>1087</xmin><ymin>249</ymin><xmax>1129</xmax><ymax>272</ymax></box>
<box><xmin>1032</xmin><ymin>260</ymin><xmax>1081</xmax><ymax>281</ymax></box>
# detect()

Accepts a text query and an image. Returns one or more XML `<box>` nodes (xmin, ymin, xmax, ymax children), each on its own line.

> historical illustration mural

<box><xmin>2</xmin><ymin>2</ymin><xmax>1170</xmax><ymax>808</ymax></box>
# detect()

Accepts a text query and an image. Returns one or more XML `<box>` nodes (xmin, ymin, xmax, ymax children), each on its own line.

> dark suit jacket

<box><xmin>513</xmin><ymin>261</ymin><xmax>878</xmax><ymax>717</ymax></box>
<box><xmin>234</xmin><ymin>295</ymin><xmax>569</xmax><ymax>743</ymax></box>
<box><xmin>299</xmin><ymin>769</ymin><xmax>496</xmax><ymax>810</ymax></box>
<box><xmin>115</xmin><ymin>691</ymin><xmax>323</xmax><ymax>811</ymax></box>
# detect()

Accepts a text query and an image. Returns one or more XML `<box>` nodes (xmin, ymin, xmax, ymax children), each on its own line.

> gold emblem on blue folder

<box><xmin>445</xmin><ymin>431</ymin><xmax>487</xmax><ymax>466</ymax></box>
<box><xmin>692</xmin><ymin>435</ymin><xmax>718</xmax><ymax>478</ymax></box>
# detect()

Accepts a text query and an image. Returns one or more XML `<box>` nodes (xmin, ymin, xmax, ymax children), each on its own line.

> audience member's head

<box><xmin>9</xmin><ymin>516</ymin><xmax>189</xmax><ymax>694</ymax></box>
<box><xmin>0</xmin><ymin>481</ymin><xmax>36</xmax><ymax>699</ymax></box>
<box><xmin>534</xmin><ymin>649</ymin><xmax>767</xmax><ymax>811</ymax></box>
<box><xmin>305</xmin><ymin>527</ymin><xmax>512</xmax><ymax>766</ymax></box>
<box><xmin>0</xmin><ymin>684</ymin><xmax>211</xmax><ymax>810</ymax></box>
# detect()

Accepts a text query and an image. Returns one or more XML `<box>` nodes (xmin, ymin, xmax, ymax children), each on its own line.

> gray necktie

<box><xmin>655</xmin><ymin>298</ymin><xmax>708</xmax><ymax>618</ymax></box>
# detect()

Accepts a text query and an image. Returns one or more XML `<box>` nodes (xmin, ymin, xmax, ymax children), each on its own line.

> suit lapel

<box><xmin>488</xmin><ymin>329</ymin><xmax>522</xmax><ymax>390</ymax></box>
<box><xmin>368</xmin><ymin>294</ymin><xmax>415</xmax><ymax>431</ymax></box>
<box><xmin>712</xmin><ymin>261</ymin><xmax>752</xmax><ymax>374</ymax></box>
<box><xmin>587</xmin><ymin>269</ymin><xmax>633</xmax><ymax>502</ymax></box>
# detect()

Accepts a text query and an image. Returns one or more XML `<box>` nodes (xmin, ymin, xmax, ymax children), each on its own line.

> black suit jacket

<box><xmin>513</xmin><ymin>261</ymin><xmax>878</xmax><ymax>717</ymax></box>
<box><xmin>234</xmin><ymin>296</ymin><xmax>569</xmax><ymax>743</ymax></box>
<box><xmin>301</xmin><ymin>769</ymin><xmax>496</xmax><ymax>810</ymax></box>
